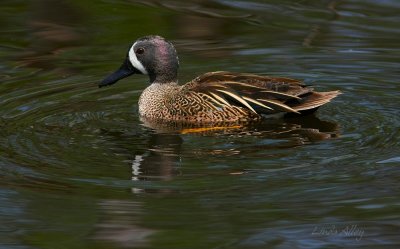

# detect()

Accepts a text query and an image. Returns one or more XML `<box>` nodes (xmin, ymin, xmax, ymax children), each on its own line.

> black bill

<box><xmin>99</xmin><ymin>57</ymin><xmax>138</xmax><ymax>88</ymax></box>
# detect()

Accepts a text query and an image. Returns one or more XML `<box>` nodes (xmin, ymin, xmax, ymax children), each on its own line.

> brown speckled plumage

<box><xmin>138</xmin><ymin>82</ymin><xmax>259</xmax><ymax>123</ymax></box>
<box><xmin>100</xmin><ymin>36</ymin><xmax>341</xmax><ymax>124</ymax></box>
<box><xmin>137</xmin><ymin>71</ymin><xmax>339</xmax><ymax>124</ymax></box>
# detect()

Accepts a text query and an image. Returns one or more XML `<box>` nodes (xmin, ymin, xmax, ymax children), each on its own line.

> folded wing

<box><xmin>184</xmin><ymin>71</ymin><xmax>340</xmax><ymax>115</ymax></box>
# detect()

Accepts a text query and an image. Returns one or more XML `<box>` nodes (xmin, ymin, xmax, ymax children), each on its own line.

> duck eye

<box><xmin>136</xmin><ymin>47</ymin><xmax>145</xmax><ymax>55</ymax></box>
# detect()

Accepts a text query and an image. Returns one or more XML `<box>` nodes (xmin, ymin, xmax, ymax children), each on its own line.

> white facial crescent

<box><xmin>128</xmin><ymin>42</ymin><xmax>148</xmax><ymax>75</ymax></box>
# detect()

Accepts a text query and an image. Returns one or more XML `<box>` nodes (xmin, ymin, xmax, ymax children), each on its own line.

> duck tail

<box><xmin>292</xmin><ymin>90</ymin><xmax>341</xmax><ymax>112</ymax></box>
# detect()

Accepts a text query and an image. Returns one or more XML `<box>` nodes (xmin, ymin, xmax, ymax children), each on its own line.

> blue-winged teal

<box><xmin>100</xmin><ymin>35</ymin><xmax>340</xmax><ymax>124</ymax></box>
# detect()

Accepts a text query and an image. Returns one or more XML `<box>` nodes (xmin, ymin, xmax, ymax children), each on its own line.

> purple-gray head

<box><xmin>99</xmin><ymin>35</ymin><xmax>179</xmax><ymax>87</ymax></box>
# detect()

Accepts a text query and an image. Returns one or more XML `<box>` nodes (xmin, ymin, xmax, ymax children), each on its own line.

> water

<box><xmin>1</xmin><ymin>0</ymin><xmax>399</xmax><ymax>248</ymax></box>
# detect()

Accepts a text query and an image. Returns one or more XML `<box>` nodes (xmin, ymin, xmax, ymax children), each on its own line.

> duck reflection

<box><xmin>140</xmin><ymin>114</ymin><xmax>338</xmax><ymax>138</ymax></box>
<box><xmin>91</xmin><ymin>132</ymin><xmax>183</xmax><ymax>247</ymax></box>
<box><xmin>130</xmin><ymin>132</ymin><xmax>182</xmax><ymax>194</ymax></box>
<box><xmin>131</xmin><ymin>114</ymin><xmax>339</xmax><ymax>190</ymax></box>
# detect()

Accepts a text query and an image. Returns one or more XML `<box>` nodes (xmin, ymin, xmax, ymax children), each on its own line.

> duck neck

<box><xmin>149</xmin><ymin>70</ymin><xmax>178</xmax><ymax>84</ymax></box>
<box><xmin>148</xmin><ymin>55</ymin><xmax>179</xmax><ymax>84</ymax></box>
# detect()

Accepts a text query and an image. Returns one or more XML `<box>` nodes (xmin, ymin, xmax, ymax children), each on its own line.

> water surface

<box><xmin>1</xmin><ymin>0</ymin><xmax>399</xmax><ymax>248</ymax></box>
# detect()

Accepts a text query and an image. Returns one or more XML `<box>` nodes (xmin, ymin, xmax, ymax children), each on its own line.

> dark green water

<box><xmin>1</xmin><ymin>0</ymin><xmax>399</xmax><ymax>248</ymax></box>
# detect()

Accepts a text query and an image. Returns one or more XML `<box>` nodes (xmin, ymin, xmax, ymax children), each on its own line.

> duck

<box><xmin>99</xmin><ymin>35</ymin><xmax>340</xmax><ymax>124</ymax></box>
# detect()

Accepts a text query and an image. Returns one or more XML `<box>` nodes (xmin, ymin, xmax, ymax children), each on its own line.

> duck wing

<box><xmin>184</xmin><ymin>71</ymin><xmax>340</xmax><ymax>115</ymax></box>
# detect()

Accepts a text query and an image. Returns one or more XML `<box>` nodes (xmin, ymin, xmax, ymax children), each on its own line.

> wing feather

<box><xmin>215</xmin><ymin>89</ymin><xmax>257</xmax><ymax>113</ymax></box>
<box><xmin>182</xmin><ymin>71</ymin><xmax>340</xmax><ymax>115</ymax></box>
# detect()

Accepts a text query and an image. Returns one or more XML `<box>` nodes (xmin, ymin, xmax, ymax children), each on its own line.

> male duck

<box><xmin>100</xmin><ymin>35</ymin><xmax>340</xmax><ymax>123</ymax></box>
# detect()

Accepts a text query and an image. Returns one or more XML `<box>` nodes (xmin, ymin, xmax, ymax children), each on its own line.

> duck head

<box><xmin>99</xmin><ymin>35</ymin><xmax>179</xmax><ymax>87</ymax></box>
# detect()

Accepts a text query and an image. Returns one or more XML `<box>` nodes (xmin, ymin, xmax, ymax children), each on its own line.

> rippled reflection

<box><xmin>128</xmin><ymin>114</ymin><xmax>339</xmax><ymax>192</ymax></box>
<box><xmin>93</xmin><ymin>200</ymin><xmax>155</xmax><ymax>248</ymax></box>
<box><xmin>130</xmin><ymin>133</ymin><xmax>182</xmax><ymax>193</ymax></box>
<box><xmin>16</xmin><ymin>0</ymin><xmax>85</xmax><ymax>72</ymax></box>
